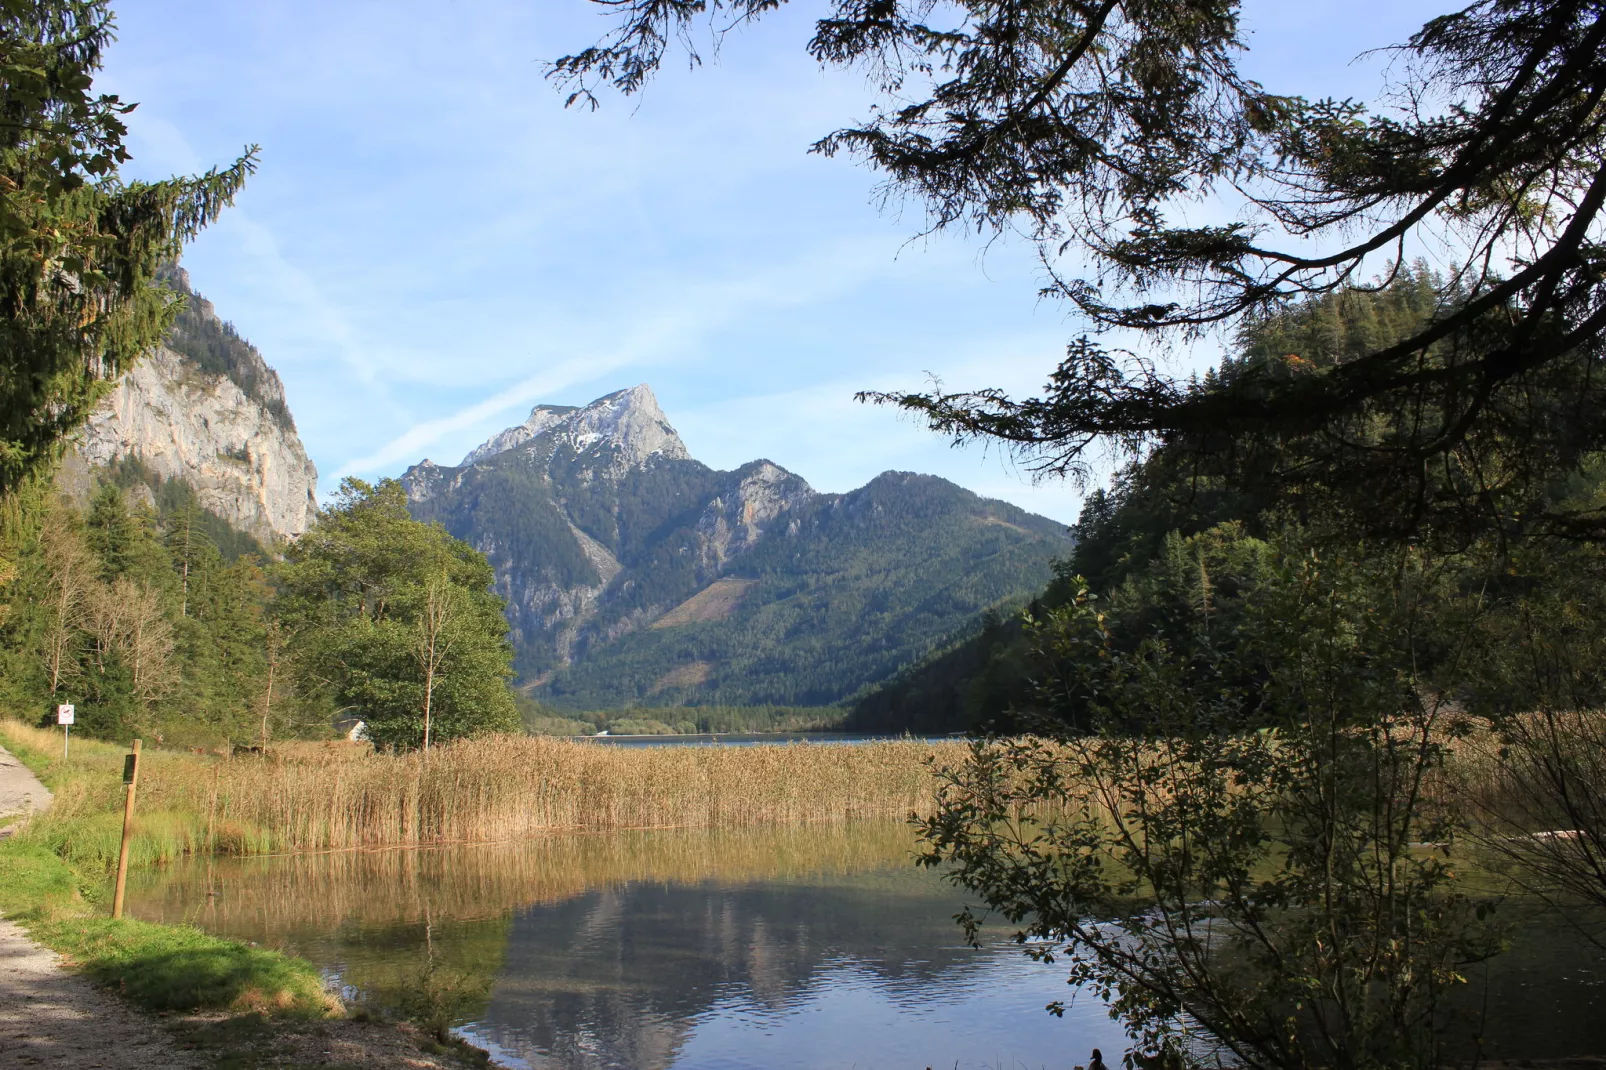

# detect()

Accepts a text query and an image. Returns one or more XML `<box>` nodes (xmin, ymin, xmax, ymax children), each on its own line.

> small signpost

<box><xmin>56</xmin><ymin>703</ymin><xmax>73</xmax><ymax>759</ymax></box>
<box><xmin>111</xmin><ymin>739</ymin><xmax>141</xmax><ymax>920</ymax></box>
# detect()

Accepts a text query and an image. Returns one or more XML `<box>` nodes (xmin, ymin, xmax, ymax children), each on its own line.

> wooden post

<box><xmin>111</xmin><ymin>739</ymin><xmax>141</xmax><ymax>919</ymax></box>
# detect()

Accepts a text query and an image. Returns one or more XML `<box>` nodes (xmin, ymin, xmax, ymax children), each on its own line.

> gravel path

<box><xmin>0</xmin><ymin>744</ymin><xmax>51</xmax><ymax>831</ymax></box>
<box><xmin>0</xmin><ymin>917</ymin><xmax>207</xmax><ymax>1069</ymax></box>
<box><xmin>0</xmin><ymin>743</ymin><xmax>205</xmax><ymax>1069</ymax></box>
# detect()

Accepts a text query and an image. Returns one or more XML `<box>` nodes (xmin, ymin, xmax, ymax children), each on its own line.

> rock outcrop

<box><xmin>409</xmin><ymin>385</ymin><xmax>804</xmax><ymax>676</ymax></box>
<box><xmin>59</xmin><ymin>269</ymin><xmax>318</xmax><ymax>545</ymax></box>
<box><xmin>693</xmin><ymin>461</ymin><xmax>814</xmax><ymax>572</ymax></box>
<box><xmin>405</xmin><ymin>385</ymin><xmax>1072</xmax><ymax>708</ymax></box>
<box><xmin>461</xmin><ymin>385</ymin><xmax>690</xmax><ymax>468</ymax></box>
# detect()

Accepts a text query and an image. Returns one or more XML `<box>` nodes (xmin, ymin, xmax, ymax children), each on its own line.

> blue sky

<box><xmin>102</xmin><ymin>0</ymin><xmax>1447</xmax><ymax>525</ymax></box>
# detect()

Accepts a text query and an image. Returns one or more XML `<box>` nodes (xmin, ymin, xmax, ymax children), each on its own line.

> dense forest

<box><xmin>0</xmin><ymin>474</ymin><xmax>520</xmax><ymax>750</ymax></box>
<box><xmin>0</xmin><ymin>479</ymin><xmax>278</xmax><ymax>744</ymax></box>
<box><xmin>852</xmin><ymin>268</ymin><xmax>1606</xmax><ymax>733</ymax></box>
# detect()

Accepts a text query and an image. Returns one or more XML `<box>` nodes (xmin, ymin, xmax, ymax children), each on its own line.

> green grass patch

<box><xmin>0</xmin><ymin>722</ymin><xmax>339</xmax><ymax>1021</ymax></box>
<box><xmin>0</xmin><ymin>840</ymin><xmax>80</xmax><ymax>916</ymax></box>
<box><xmin>31</xmin><ymin>914</ymin><xmax>337</xmax><ymax>1015</ymax></box>
<box><xmin>0</xmin><ymin>834</ymin><xmax>337</xmax><ymax>1017</ymax></box>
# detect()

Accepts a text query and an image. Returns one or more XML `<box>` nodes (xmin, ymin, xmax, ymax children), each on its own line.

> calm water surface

<box><xmin>126</xmin><ymin>824</ymin><xmax>1128</xmax><ymax>1070</ymax></box>
<box><xmin>574</xmin><ymin>734</ymin><xmax>945</xmax><ymax>748</ymax></box>
<box><xmin>124</xmin><ymin>823</ymin><xmax>1606</xmax><ymax>1068</ymax></box>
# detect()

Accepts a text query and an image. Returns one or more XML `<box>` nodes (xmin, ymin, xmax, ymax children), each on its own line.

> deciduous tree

<box><xmin>274</xmin><ymin>478</ymin><xmax>520</xmax><ymax>750</ymax></box>
<box><xmin>921</xmin><ymin>536</ymin><xmax>1497</xmax><ymax>1068</ymax></box>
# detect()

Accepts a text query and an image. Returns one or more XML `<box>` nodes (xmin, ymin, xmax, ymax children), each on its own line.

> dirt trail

<box><xmin>0</xmin><ymin>743</ymin><xmax>51</xmax><ymax>830</ymax></box>
<box><xmin>0</xmin><ymin>917</ymin><xmax>208</xmax><ymax>1069</ymax></box>
<box><xmin>0</xmin><ymin>743</ymin><xmax>206</xmax><ymax>1068</ymax></box>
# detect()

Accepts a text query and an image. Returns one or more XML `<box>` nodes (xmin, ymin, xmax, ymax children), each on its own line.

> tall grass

<box><xmin>0</xmin><ymin>719</ymin><xmax>963</xmax><ymax>859</ymax></box>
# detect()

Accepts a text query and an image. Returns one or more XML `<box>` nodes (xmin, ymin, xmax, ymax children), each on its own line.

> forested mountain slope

<box><xmin>846</xmin><ymin>271</ymin><xmax>1472</xmax><ymax>734</ymax></box>
<box><xmin>403</xmin><ymin>386</ymin><xmax>1071</xmax><ymax>708</ymax></box>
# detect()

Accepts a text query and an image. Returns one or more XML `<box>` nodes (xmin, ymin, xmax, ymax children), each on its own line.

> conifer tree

<box><xmin>0</xmin><ymin>0</ymin><xmax>255</xmax><ymax>497</ymax></box>
<box><xmin>556</xmin><ymin>0</ymin><xmax>1606</xmax><ymax>543</ymax></box>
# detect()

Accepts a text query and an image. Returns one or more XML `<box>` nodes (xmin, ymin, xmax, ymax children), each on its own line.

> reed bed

<box><xmin>0</xmin><ymin>720</ymin><xmax>964</xmax><ymax>858</ymax></box>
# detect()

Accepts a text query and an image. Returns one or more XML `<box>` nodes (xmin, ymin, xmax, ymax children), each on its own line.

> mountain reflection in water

<box><xmin>475</xmin><ymin>878</ymin><xmax>1123</xmax><ymax>1069</ymax></box>
<box><xmin>125</xmin><ymin>824</ymin><xmax>1126</xmax><ymax>1069</ymax></box>
<box><xmin>124</xmin><ymin>823</ymin><xmax>1606</xmax><ymax>1068</ymax></box>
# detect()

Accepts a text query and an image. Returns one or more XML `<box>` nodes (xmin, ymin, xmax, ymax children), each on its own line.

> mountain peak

<box><xmin>461</xmin><ymin>384</ymin><xmax>690</xmax><ymax>467</ymax></box>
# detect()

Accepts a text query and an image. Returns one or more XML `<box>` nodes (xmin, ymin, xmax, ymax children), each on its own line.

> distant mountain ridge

<box><xmin>404</xmin><ymin>386</ymin><xmax>1071</xmax><ymax>708</ymax></box>
<box><xmin>460</xmin><ymin>385</ymin><xmax>690</xmax><ymax>467</ymax></box>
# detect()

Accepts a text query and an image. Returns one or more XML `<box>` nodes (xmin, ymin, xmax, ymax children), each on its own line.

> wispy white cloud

<box><xmin>331</xmin><ymin>234</ymin><xmax>900</xmax><ymax>481</ymax></box>
<box><xmin>330</xmin><ymin>354</ymin><xmax>632</xmax><ymax>479</ymax></box>
<box><xmin>205</xmin><ymin>210</ymin><xmax>398</xmax><ymax>397</ymax></box>
<box><xmin>124</xmin><ymin>114</ymin><xmax>404</xmax><ymax>409</ymax></box>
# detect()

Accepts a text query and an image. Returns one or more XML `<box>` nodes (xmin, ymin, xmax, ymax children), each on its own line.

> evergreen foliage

<box><xmin>558</xmin><ymin>0</ymin><xmax>1606</xmax><ymax>544</ymax></box>
<box><xmin>156</xmin><ymin>266</ymin><xmax>294</xmax><ymax>431</ymax></box>
<box><xmin>100</xmin><ymin>456</ymin><xmax>266</xmax><ymax>562</ymax></box>
<box><xmin>0</xmin><ymin>0</ymin><xmax>255</xmax><ymax>496</ymax></box>
<box><xmin>850</xmin><ymin>272</ymin><xmax>1481</xmax><ymax>732</ymax></box>
<box><xmin>0</xmin><ymin>479</ymin><xmax>279</xmax><ymax>744</ymax></box>
<box><xmin>0</xmin><ymin>473</ymin><xmax>522</xmax><ymax>751</ymax></box>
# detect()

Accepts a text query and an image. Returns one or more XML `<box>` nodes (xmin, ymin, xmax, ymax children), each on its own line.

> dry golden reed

<box><xmin>0</xmin><ymin>720</ymin><xmax>965</xmax><ymax>854</ymax></box>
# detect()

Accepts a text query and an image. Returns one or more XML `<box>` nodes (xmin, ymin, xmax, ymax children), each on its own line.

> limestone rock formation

<box><xmin>461</xmin><ymin>385</ymin><xmax>690</xmax><ymax>468</ymax></box>
<box><xmin>405</xmin><ymin>385</ymin><xmax>1072</xmax><ymax>708</ymax></box>
<box><xmin>59</xmin><ymin>269</ymin><xmax>318</xmax><ymax>545</ymax></box>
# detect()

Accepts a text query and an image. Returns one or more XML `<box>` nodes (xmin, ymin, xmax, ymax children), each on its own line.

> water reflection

<box><xmin>472</xmin><ymin>877</ymin><xmax>1125</xmax><ymax>1069</ymax></box>
<box><xmin>126</xmin><ymin>824</ymin><xmax>1127</xmax><ymax>1069</ymax></box>
<box><xmin>123</xmin><ymin>824</ymin><xmax>1606</xmax><ymax>1068</ymax></box>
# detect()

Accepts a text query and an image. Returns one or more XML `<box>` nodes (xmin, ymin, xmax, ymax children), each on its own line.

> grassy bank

<box><xmin>0</xmin><ymin>723</ymin><xmax>334</xmax><ymax>1015</ymax></box>
<box><xmin>0</xmin><ymin>839</ymin><xmax>336</xmax><ymax>1017</ymax></box>
<box><xmin>0</xmin><ymin>719</ymin><xmax>961</xmax><ymax>857</ymax></box>
<box><xmin>0</xmin><ymin>728</ymin><xmax>510</xmax><ymax>1068</ymax></box>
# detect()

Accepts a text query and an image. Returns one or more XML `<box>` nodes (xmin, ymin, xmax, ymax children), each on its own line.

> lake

<box><xmin>124</xmin><ymin>823</ymin><xmax>1606</xmax><ymax>1069</ymax></box>
<box><xmin>125</xmin><ymin>823</ymin><xmax>1127</xmax><ymax>1069</ymax></box>
<box><xmin>572</xmin><ymin>734</ymin><xmax>946</xmax><ymax>748</ymax></box>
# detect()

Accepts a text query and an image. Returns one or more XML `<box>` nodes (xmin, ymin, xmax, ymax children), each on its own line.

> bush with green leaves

<box><xmin>920</xmin><ymin>531</ymin><xmax>1498</xmax><ymax>1070</ymax></box>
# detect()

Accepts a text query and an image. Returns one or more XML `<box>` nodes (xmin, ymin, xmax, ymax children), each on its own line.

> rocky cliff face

<box><xmin>693</xmin><ymin>461</ymin><xmax>814</xmax><ymax>572</ymax></box>
<box><xmin>59</xmin><ymin>269</ymin><xmax>318</xmax><ymax>545</ymax></box>
<box><xmin>405</xmin><ymin>385</ymin><xmax>1072</xmax><ymax>707</ymax></box>
<box><xmin>407</xmin><ymin>385</ymin><xmax>814</xmax><ymax>677</ymax></box>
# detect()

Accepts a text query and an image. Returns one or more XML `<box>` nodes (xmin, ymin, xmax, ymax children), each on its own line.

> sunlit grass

<box><xmin>0</xmin><ymin>719</ymin><xmax>963</xmax><ymax>856</ymax></box>
<box><xmin>0</xmin><ymin>835</ymin><xmax>336</xmax><ymax>1017</ymax></box>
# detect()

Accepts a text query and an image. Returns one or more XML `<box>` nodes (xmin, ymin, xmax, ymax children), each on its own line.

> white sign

<box><xmin>56</xmin><ymin>704</ymin><xmax>74</xmax><ymax>725</ymax></box>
